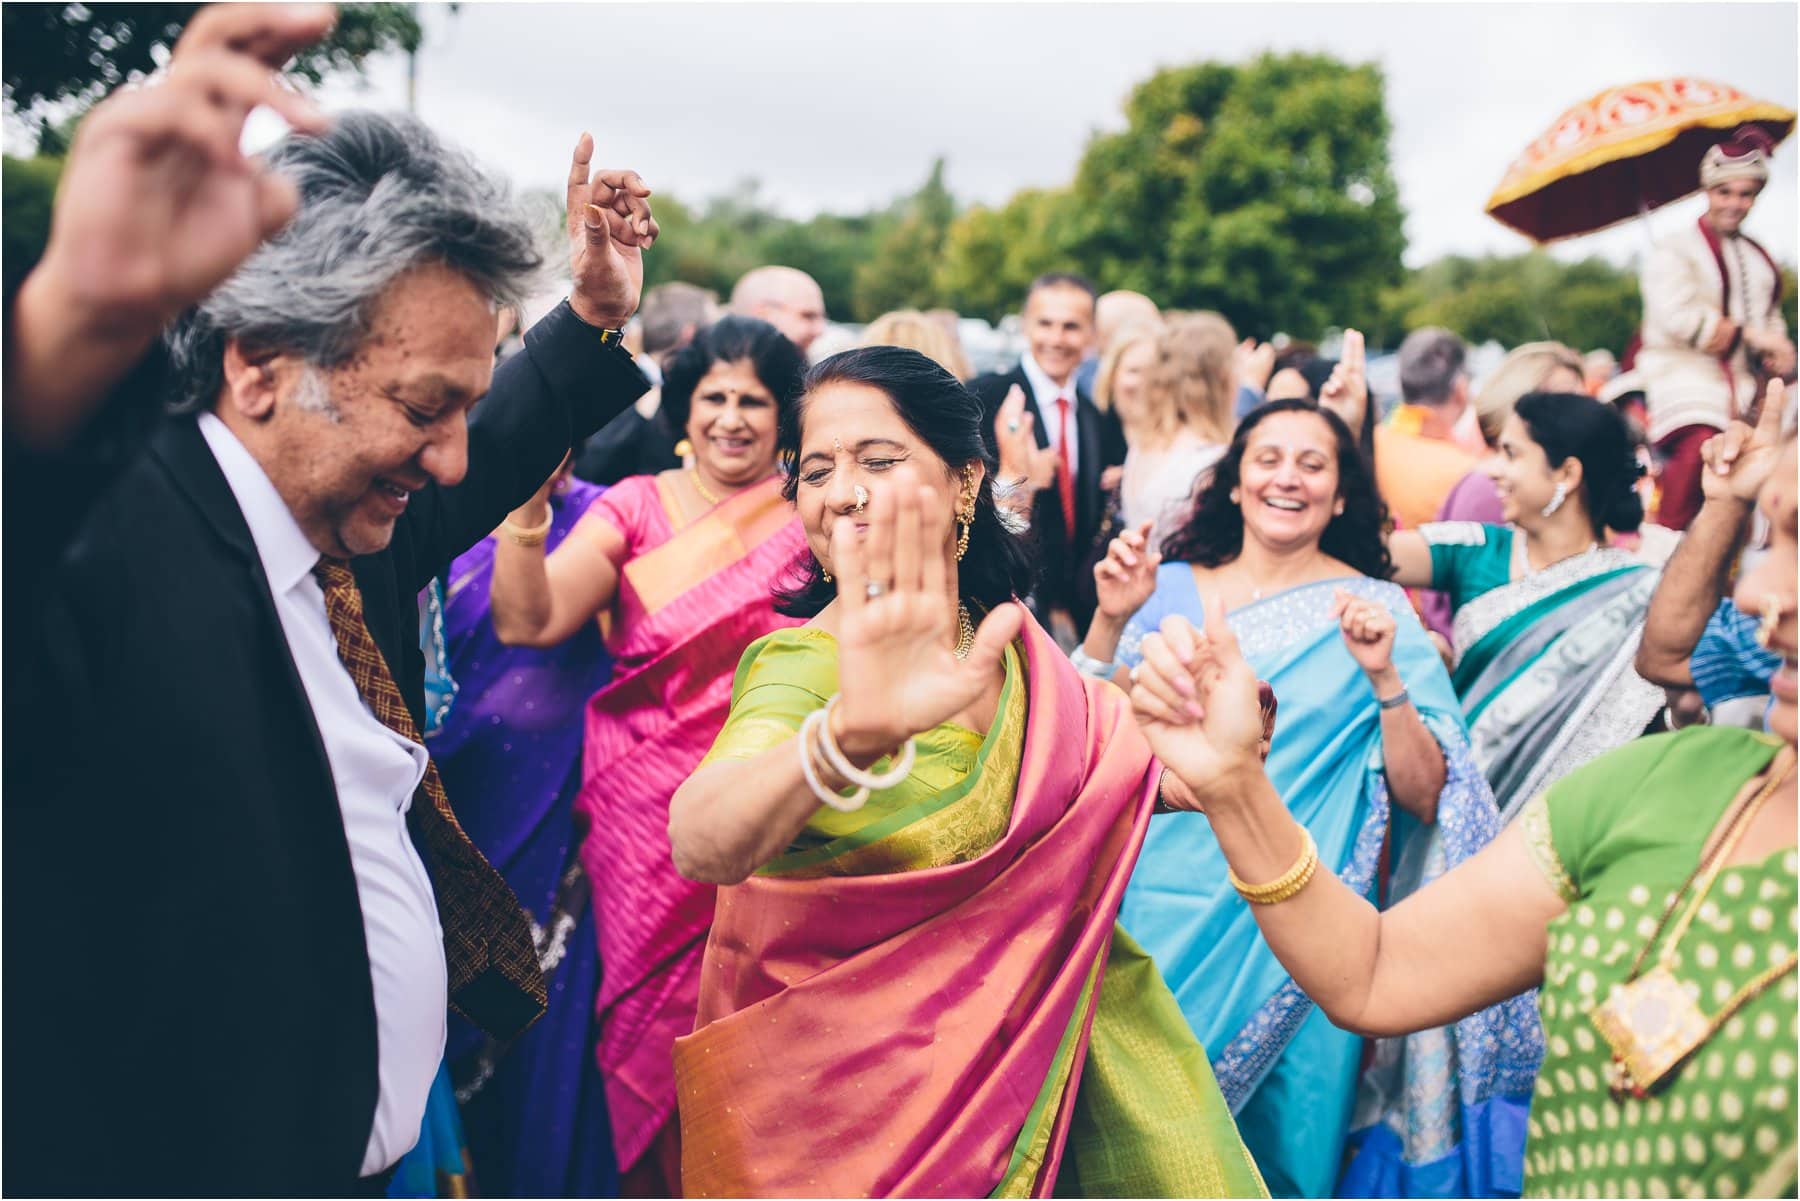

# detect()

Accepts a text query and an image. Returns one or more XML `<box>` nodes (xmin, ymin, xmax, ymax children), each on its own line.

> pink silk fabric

<box><xmin>574</xmin><ymin>475</ymin><xmax>806</xmax><ymax>1170</ymax></box>
<box><xmin>673</xmin><ymin>615</ymin><xmax>1161</xmax><ymax>1198</ymax></box>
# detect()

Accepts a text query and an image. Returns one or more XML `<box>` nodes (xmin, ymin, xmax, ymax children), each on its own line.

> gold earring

<box><xmin>956</xmin><ymin>509</ymin><xmax>973</xmax><ymax>561</ymax></box>
<box><xmin>822</xmin><ymin>565</ymin><xmax>834</xmax><ymax>584</ymax></box>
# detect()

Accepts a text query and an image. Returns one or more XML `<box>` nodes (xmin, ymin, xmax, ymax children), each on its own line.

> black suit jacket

<box><xmin>970</xmin><ymin>363</ymin><xmax>1125</xmax><ymax>628</ymax></box>
<box><xmin>3</xmin><ymin>300</ymin><xmax>646</xmax><ymax>1196</ymax></box>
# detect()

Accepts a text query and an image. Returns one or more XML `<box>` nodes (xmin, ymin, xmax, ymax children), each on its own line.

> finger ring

<box><xmin>1006</xmin><ymin>420</ymin><xmax>1022</xmax><ymax>434</ymax></box>
<box><xmin>865</xmin><ymin>581</ymin><xmax>886</xmax><ymax>600</ymax></box>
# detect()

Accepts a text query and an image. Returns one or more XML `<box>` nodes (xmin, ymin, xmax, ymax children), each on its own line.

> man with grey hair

<box><xmin>5</xmin><ymin>8</ymin><xmax>656</xmax><ymax>1191</ymax></box>
<box><xmin>729</xmin><ymin>264</ymin><xmax>827</xmax><ymax>355</ymax></box>
<box><xmin>1373</xmin><ymin>326</ymin><xmax>1482</xmax><ymax>527</ymax></box>
<box><xmin>573</xmin><ymin>279</ymin><xmax>719</xmax><ymax>482</ymax></box>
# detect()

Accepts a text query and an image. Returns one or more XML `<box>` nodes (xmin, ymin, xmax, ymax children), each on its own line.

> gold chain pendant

<box><xmin>1592</xmin><ymin>965</ymin><xmax>1711</xmax><ymax>1097</ymax></box>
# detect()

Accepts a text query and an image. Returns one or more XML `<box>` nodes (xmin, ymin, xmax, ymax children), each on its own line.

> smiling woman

<box><xmin>1080</xmin><ymin>398</ymin><xmax>1543</xmax><ymax>1197</ymax></box>
<box><xmin>483</xmin><ymin>314</ymin><xmax>808</xmax><ymax>1191</ymax></box>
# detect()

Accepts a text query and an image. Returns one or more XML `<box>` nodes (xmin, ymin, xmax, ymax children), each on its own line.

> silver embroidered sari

<box><xmin>1449</xmin><ymin>546</ymin><xmax>1664</xmax><ymax>820</ymax></box>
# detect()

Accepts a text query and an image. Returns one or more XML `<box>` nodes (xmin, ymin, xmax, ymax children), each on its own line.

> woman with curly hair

<box><xmin>1076</xmin><ymin>398</ymin><xmax>1544</xmax><ymax>1197</ymax></box>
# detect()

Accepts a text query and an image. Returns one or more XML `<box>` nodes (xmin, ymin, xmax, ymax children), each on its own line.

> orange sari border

<box><xmin>625</xmin><ymin>476</ymin><xmax>796</xmax><ymax>618</ymax></box>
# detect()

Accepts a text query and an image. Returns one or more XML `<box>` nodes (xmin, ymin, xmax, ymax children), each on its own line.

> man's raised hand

<box><xmin>565</xmin><ymin>133</ymin><xmax>657</xmax><ymax>331</ymax></box>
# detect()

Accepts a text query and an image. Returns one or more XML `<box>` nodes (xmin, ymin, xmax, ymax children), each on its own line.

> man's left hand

<box><xmin>564</xmin><ymin>133</ymin><xmax>657</xmax><ymax>331</ymax></box>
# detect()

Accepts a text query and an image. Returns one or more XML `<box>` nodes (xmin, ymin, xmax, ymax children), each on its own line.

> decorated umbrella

<box><xmin>1485</xmin><ymin>77</ymin><xmax>1795</xmax><ymax>242</ymax></box>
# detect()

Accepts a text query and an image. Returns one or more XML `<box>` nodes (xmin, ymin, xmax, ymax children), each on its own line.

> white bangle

<box><xmin>798</xmin><ymin>709</ymin><xmax>869</xmax><ymax>812</ymax></box>
<box><xmin>1069</xmin><ymin>648</ymin><xmax>1116</xmax><ymax>679</ymax></box>
<box><xmin>815</xmin><ymin>695</ymin><xmax>917</xmax><ymax>791</ymax></box>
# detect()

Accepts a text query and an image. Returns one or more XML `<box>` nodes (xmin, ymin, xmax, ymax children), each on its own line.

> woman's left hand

<box><xmin>1330</xmin><ymin>587</ymin><xmax>1396</xmax><ymax>678</ymax></box>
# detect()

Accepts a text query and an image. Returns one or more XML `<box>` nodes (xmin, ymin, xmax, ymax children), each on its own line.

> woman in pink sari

<box><xmin>489</xmin><ymin>316</ymin><xmax>808</xmax><ymax>1192</ymax></box>
<box><xmin>668</xmin><ymin>347</ymin><xmax>1267</xmax><ymax>1198</ymax></box>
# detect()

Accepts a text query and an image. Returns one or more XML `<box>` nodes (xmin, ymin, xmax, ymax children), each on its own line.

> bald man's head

<box><xmin>1095</xmin><ymin>291</ymin><xmax>1162</xmax><ymax>352</ymax></box>
<box><xmin>730</xmin><ymin>265</ymin><xmax>827</xmax><ymax>353</ymax></box>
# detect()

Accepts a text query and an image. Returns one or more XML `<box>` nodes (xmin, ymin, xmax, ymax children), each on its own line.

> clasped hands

<box><xmin>1129</xmin><ymin>595</ymin><xmax>1277</xmax><ymax>815</ymax></box>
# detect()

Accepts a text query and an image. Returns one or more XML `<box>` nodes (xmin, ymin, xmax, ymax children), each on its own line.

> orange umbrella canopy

<box><xmin>1485</xmin><ymin>77</ymin><xmax>1795</xmax><ymax>243</ymax></box>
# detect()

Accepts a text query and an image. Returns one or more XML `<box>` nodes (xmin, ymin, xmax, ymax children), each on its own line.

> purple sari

<box><xmin>435</xmin><ymin>476</ymin><xmax>618</xmax><ymax>1198</ymax></box>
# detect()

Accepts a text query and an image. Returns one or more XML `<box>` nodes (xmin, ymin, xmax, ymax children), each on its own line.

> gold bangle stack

<box><xmin>500</xmin><ymin>510</ymin><xmax>553</xmax><ymax>548</ymax></box>
<box><xmin>1229</xmin><ymin>828</ymin><xmax>1319</xmax><ymax>905</ymax></box>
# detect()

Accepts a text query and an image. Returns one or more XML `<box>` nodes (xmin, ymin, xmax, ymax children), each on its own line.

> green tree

<box><xmin>1377</xmin><ymin>252</ymin><xmax>1644</xmax><ymax>355</ymax></box>
<box><xmin>934</xmin><ymin>188</ymin><xmax>1076</xmax><ymax>322</ymax></box>
<box><xmin>851</xmin><ymin>157</ymin><xmax>957</xmax><ymax>321</ymax></box>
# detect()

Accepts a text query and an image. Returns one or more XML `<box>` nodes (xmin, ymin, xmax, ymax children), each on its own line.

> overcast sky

<box><xmin>132</xmin><ymin>2</ymin><xmax>1800</xmax><ymax>273</ymax></box>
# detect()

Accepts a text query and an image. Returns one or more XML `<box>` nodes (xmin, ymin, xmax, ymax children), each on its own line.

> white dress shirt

<box><xmin>199</xmin><ymin>413</ymin><xmax>447</xmax><ymax>1176</ymax></box>
<box><xmin>1020</xmin><ymin>350</ymin><xmax>1080</xmax><ymax>477</ymax></box>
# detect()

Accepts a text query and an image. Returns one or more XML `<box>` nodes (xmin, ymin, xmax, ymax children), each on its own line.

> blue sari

<box><xmin>1116</xmin><ymin>568</ymin><xmax>1543</xmax><ymax>1198</ymax></box>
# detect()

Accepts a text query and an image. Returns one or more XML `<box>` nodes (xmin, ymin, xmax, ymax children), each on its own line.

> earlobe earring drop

<box><xmin>1541</xmin><ymin>480</ymin><xmax>1568</xmax><ymax>518</ymax></box>
<box><xmin>956</xmin><ymin>516</ymin><xmax>972</xmax><ymax>561</ymax></box>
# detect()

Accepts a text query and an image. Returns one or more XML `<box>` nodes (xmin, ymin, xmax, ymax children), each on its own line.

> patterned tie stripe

<box><xmin>313</xmin><ymin>559</ymin><xmax>546</xmax><ymax>1036</ymax></box>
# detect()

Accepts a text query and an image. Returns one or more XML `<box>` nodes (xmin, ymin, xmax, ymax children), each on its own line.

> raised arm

<box><xmin>1331</xmin><ymin>588</ymin><xmax>1445</xmax><ymax>822</ymax></box>
<box><xmin>399</xmin><ymin>135</ymin><xmax>656</xmax><ymax>586</ymax></box>
<box><xmin>1637</xmin><ymin>387</ymin><xmax>1785</xmax><ymax>686</ymax></box>
<box><xmin>6</xmin><ymin>4</ymin><xmax>333</xmax><ymax>452</ymax></box>
<box><xmin>1128</xmin><ymin>598</ymin><xmax>1560</xmax><ymax>1037</ymax></box>
<box><xmin>488</xmin><ymin>467</ymin><xmax>624</xmax><ymax>647</ymax></box>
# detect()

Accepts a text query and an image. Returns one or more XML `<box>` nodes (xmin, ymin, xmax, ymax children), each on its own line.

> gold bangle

<box><xmin>1229</xmin><ymin>828</ymin><xmax>1319</xmax><ymax>905</ymax></box>
<box><xmin>500</xmin><ymin>510</ymin><xmax>553</xmax><ymax>548</ymax></box>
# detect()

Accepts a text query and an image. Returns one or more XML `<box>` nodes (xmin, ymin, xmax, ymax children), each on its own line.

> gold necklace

<box><xmin>689</xmin><ymin>469</ymin><xmax>721</xmax><ymax>506</ymax></box>
<box><xmin>1593</xmin><ymin>754</ymin><xmax>1797</xmax><ymax>1097</ymax></box>
<box><xmin>953</xmin><ymin>603</ymin><xmax>976</xmax><ymax>660</ymax></box>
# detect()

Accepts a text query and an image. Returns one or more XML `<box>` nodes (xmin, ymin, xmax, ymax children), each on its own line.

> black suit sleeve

<box><xmin>399</xmin><ymin>299</ymin><xmax>649</xmax><ymax>593</ymax></box>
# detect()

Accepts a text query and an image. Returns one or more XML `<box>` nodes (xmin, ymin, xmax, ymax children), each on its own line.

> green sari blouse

<box><xmin>1520</xmin><ymin>727</ymin><xmax>1798</xmax><ymax>1199</ymax></box>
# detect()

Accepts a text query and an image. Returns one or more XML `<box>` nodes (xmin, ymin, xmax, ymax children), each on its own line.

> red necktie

<box><xmin>1054</xmin><ymin>394</ymin><xmax>1077</xmax><ymax>534</ymax></box>
<box><xmin>313</xmin><ymin>559</ymin><xmax>546</xmax><ymax>1038</ymax></box>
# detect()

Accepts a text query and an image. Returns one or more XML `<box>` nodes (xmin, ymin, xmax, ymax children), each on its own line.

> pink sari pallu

<box><xmin>673</xmin><ymin>618</ymin><xmax>1161</xmax><ymax>1198</ymax></box>
<box><xmin>575</xmin><ymin>474</ymin><xmax>805</xmax><ymax>1173</ymax></box>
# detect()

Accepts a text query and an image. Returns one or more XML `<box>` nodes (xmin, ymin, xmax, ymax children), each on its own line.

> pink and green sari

<box><xmin>673</xmin><ymin>614</ymin><xmax>1266</xmax><ymax>1198</ymax></box>
<box><xmin>571</xmin><ymin>473</ymin><xmax>806</xmax><ymax>1178</ymax></box>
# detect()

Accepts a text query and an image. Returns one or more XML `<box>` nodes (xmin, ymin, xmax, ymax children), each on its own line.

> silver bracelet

<box><xmin>1070</xmin><ymin>647</ymin><xmax>1117</xmax><ymax>679</ymax></box>
<box><xmin>798</xmin><ymin>708</ymin><xmax>869</xmax><ymax>812</ymax></box>
<box><xmin>815</xmin><ymin>695</ymin><xmax>917</xmax><ymax>792</ymax></box>
<box><xmin>1377</xmin><ymin>687</ymin><xmax>1411</xmax><ymax>711</ymax></box>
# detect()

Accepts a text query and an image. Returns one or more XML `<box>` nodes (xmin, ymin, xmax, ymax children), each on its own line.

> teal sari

<box><xmin>1423</xmin><ymin>523</ymin><xmax>1664</xmax><ymax>821</ymax></box>
<box><xmin>1116</xmin><ymin>568</ymin><xmax>1542</xmax><ymax>1198</ymax></box>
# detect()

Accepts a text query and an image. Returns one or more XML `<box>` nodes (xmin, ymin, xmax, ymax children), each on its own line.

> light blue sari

<box><xmin>1116</xmin><ymin>568</ymin><xmax>1543</xmax><ymax>1199</ymax></box>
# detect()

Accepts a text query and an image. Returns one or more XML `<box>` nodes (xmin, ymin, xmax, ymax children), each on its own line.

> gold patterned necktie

<box><xmin>312</xmin><ymin>558</ymin><xmax>545</xmax><ymax>1039</ymax></box>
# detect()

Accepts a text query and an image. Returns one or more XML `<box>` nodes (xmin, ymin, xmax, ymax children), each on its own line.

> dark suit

<box><xmin>3</xmin><ymin>300</ymin><xmax>646</xmax><ymax>1195</ymax></box>
<box><xmin>970</xmin><ymin>363</ymin><xmax>1125</xmax><ymax>630</ymax></box>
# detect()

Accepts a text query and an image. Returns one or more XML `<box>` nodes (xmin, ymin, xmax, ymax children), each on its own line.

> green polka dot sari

<box><xmin>1520</xmin><ymin>727</ymin><xmax>1797</xmax><ymax>1198</ymax></box>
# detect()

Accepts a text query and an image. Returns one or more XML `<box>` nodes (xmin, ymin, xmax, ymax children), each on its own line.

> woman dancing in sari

<box><xmin>1123</xmin><ymin>421</ymin><xmax>1800</xmax><ymax>1199</ymax></box>
<box><xmin>1389</xmin><ymin>391</ymin><xmax>1663</xmax><ymax>821</ymax></box>
<box><xmin>1078</xmin><ymin>399</ymin><xmax>1542</xmax><ymax>1197</ymax></box>
<box><xmin>488</xmin><ymin>316</ymin><xmax>807</xmax><ymax>1191</ymax></box>
<box><xmin>668</xmin><ymin>346</ymin><xmax>1267</xmax><ymax>1198</ymax></box>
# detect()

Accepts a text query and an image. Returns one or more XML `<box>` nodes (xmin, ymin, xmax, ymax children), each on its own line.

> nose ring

<box><xmin>1756</xmin><ymin>594</ymin><xmax>1784</xmax><ymax>649</ymax></box>
<box><xmin>853</xmin><ymin>484</ymin><xmax>870</xmax><ymax>514</ymax></box>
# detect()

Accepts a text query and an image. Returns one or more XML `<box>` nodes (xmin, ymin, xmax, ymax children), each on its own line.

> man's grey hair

<box><xmin>639</xmin><ymin>281</ymin><xmax>719</xmax><ymax>361</ymax></box>
<box><xmin>166</xmin><ymin>111</ymin><xmax>544</xmax><ymax>412</ymax></box>
<box><xmin>1397</xmin><ymin>326</ymin><xmax>1468</xmax><ymax>407</ymax></box>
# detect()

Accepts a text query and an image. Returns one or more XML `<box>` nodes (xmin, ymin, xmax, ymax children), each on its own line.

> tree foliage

<box><xmin>1373</xmin><ymin>252</ymin><xmax>1644</xmax><ymax>356</ymax></box>
<box><xmin>935</xmin><ymin>53</ymin><xmax>1407</xmax><ymax>336</ymax></box>
<box><xmin>3</xmin><ymin>3</ymin><xmax>423</xmax><ymax>150</ymax></box>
